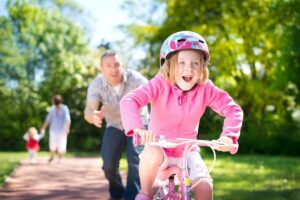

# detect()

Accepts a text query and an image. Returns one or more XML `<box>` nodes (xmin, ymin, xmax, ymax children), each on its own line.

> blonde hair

<box><xmin>160</xmin><ymin>50</ymin><xmax>209</xmax><ymax>84</ymax></box>
<box><xmin>28</xmin><ymin>127</ymin><xmax>38</xmax><ymax>137</ymax></box>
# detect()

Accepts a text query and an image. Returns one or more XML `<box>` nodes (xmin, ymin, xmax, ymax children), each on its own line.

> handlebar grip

<box><xmin>210</xmin><ymin>140</ymin><xmax>238</xmax><ymax>150</ymax></box>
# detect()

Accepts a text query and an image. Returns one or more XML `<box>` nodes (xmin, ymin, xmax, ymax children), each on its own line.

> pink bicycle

<box><xmin>134</xmin><ymin>134</ymin><xmax>238</xmax><ymax>200</ymax></box>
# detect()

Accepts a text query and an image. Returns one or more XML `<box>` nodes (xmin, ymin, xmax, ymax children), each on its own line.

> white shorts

<box><xmin>140</xmin><ymin>146</ymin><xmax>212</xmax><ymax>184</ymax></box>
<box><xmin>159</xmin><ymin>151</ymin><xmax>212</xmax><ymax>183</ymax></box>
<box><xmin>49</xmin><ymin>132</ymin><xmax>68</xmax><ymax>153</ymax></box>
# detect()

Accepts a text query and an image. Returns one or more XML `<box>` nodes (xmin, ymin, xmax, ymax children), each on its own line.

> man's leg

<box><xmin>125</xmin><ymin>136</ymin><xmax>143</xmax><ymax>200</ymax></box>
<box><xmin>48</xmin><ymin>133</ymin><xmax>57</xmax><ymax>163</ymax></box>
<box><xmin>101</xmin><ymin>127</ymin><xmax>126</xmax><ymax>199</ymax></box>
<box><xmin>57</xmin><ymin>134</ymin><xmax>67</xmax><ymax>163</ymax></box>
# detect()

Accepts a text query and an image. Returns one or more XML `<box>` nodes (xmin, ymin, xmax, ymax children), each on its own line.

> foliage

<box><xmin>1</xmin><ymin>0</ymin><xmax>300</xmax><ymax>155</ymax></box>
<box><xmin>121</xmin><ymin>0</ymin><xmax>300</xmax><ymax>155</ymax></box>
<box><xmin>0</xmin><ymin>0</ymin><xmax>102</xmax><ymax>151</ymax></box>
<box><xmin>0</xmin><ymin>152</ymin><xmax>26</xmax><ymax>187</ymax></box>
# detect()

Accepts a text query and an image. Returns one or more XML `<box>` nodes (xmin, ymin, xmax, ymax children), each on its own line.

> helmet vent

<box><xmin>160</xmin><ymin>31</ymin><xmax>210</xmax><ymax>67</ymax></box>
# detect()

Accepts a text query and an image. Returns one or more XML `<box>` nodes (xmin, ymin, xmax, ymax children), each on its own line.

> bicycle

<box><xmin>133</xmin><ymin>134</ymin><xmax>238</xmax><ymax>200</ymax></box>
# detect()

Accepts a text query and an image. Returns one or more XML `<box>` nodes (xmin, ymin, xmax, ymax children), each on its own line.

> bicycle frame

<box><xmin>134</xmin><ymin>134</ymin><xmax>238</xmax><ymax>200</ymax></box>
<box><xmin>154</xmin><ymin>139</ymin><xmax>195</xmax><ymax>200</ymax></box>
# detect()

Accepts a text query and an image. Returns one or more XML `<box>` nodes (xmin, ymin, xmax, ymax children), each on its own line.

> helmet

<box><xmin>160</xmin><ymin>31</ymin><xmax>210</xmax><ymax>67</ymax></box>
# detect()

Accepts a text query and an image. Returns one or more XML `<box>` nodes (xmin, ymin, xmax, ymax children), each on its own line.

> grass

<box><xmin>203</xmin><ymin>153</ymin><xmax>300</xmax><ymax>200</ymax></box>
<box><xmin>1</xmin><ymin>152</ymin><xmax>299</xmax><ymax>199</ymax></box>
<box><xmin>0</xmin><ymin>151</ymin><xmax>27</xmax><ymax>186</ymax></box>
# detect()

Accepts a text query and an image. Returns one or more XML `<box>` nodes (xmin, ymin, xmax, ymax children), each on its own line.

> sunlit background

<box><xmin>0</xmin><ymin>0</ymin><xmax>299</xmax><ymax>199</ymax></box>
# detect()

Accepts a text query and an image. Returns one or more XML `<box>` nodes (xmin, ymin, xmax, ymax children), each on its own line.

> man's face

<box><xmin>53</xmin><ymin>96</ymin><xmax>62</xmax><ymax>107</ymax></box>
<box><xmin>101</xmin><ymin>55</ymin><xmax>124</xmax><ymax>86</ymax></box>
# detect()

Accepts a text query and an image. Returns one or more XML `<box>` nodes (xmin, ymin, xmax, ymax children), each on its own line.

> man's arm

<box><xmin>84</xmin><ymin>99</ymin><xmax>105</xmax><ymax>128</ymax></box>
<box><xmin>40</xmin><ymin>109</ymin><xmax>51</xmax><ymax>135</ymax></box>
<box><xmin>65</xmin><ymin>106</ymin><xmax>71</xmax><ymax>134</ymax></box>
<box><xmin>40</xmin><ymin>121</ymin><xmax>49</xmax><ymax>135</ymax></box>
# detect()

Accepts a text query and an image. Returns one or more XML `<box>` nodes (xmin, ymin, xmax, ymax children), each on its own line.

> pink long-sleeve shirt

<box><xmin>120</xmin><ymin>74</ymin><xmax>243</xmax><ymax>157</ymax></box>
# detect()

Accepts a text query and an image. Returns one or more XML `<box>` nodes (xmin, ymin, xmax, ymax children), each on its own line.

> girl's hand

<box><xmin>133</xmin><ymin>128</ymin><xmax>155</xmax><ymax>145</ymax></box>
<box><xmin>93</xmin><ymin>106</ymin><xmax>105</xmax><ymax>128</ymax></box>
<box><xmin>217</xmin><ymin>136</ymin><xmax>233</xmax><ymax>152</ymax></box>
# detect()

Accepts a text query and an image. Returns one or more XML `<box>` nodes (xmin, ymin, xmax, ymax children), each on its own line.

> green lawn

<box><xmin>204</xmin><ymin>154</ymin><xmax>300</xmax><ymax>200</ymax></box>
<box><xmin>1</xmin><ymin>152</ymin><xmax>299</xmax><ymax>199</ymax></box>
<box><xmin>0</xmin><ymin>151</ymin><xmax>49</xmax><ymax>186</ymax></box>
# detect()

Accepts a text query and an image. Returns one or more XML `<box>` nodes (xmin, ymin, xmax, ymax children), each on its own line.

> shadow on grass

<box><xmin>217</xmin><ymin>188</ymin><xmax>300</xmax><ymax>200</ymax></box>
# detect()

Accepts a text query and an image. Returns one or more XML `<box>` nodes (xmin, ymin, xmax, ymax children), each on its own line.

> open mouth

<box><xmin>110</xmin><ymin>74</ymin><xmax>118</xmax><ymax>77</ymax></box>
<box><xmin>182</xmin><ymin>76</ymin><xmax>192</xmax><ymax>82</ymax></box>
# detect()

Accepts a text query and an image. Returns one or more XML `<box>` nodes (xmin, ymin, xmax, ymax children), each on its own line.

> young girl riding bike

<box><xmin>120</xmin><ymin>31</ymin><xmax>243</xmax><ymax>200</ymax></box>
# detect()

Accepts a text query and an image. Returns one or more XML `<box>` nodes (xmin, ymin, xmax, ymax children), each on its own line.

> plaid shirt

<box><xmin>87</xmin><ymin>69</ymin><xmax>149</xmax><ymax>130</ymax></box>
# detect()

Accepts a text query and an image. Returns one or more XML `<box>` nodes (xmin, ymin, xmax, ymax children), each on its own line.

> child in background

<box><xmin>23</xmin><ymin>127</ymin><xmax>44</xmax><ymax>164</ymax></box>
<box><xmin>120</xmin><ymin>31</ymin><xmax>243</xmax><ymax>200</ymax></box>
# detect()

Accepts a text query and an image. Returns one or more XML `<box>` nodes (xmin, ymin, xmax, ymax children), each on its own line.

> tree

<box><xmin>122</xmin><ymin>0</ymin><xmax>300</xmax><ymax>155</ymax></box>
<box><xmin>0</xmin><ymin>0</ymin><xmax>102</xmax><ymax>151</ymax></box>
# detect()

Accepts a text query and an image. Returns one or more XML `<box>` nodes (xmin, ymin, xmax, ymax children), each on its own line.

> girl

<box><xmin>120</xmin><ymin>31</ymin><xmax>243</xmax><ymax>200</ymax></box>
<box><xmin>23</xmin><ymin>127</ymin><xmax>44</xmax><ymax>164</ymax></box>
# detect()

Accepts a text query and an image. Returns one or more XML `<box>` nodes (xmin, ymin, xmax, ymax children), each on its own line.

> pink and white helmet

<box><xmin>160</xmin><ymin>31</ymin><xmax>210</xmax><ymax>67</ymax></box>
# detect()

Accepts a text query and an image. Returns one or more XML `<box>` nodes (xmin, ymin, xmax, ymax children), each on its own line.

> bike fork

<box><xmin>163</xmin><ymin>175</ymin><xmax>178</xmax><ymax>199</ymax></box>
<box><xmin>179</xmin><ymin>177</ymin><xmax>192</xmax><ymax>200</ymax></box>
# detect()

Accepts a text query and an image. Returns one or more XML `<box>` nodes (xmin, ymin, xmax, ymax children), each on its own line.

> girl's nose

<box><xmin>184</xmin><ymin>63</ymin><xmax>193</xmax><ymax>71</ymax></box>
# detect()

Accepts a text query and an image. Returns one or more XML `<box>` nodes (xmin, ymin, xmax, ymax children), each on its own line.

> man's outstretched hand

<box><xmin>93</xmin><ymin>106</ymin><xmax>105</xmax><ymax>128</ymax></box>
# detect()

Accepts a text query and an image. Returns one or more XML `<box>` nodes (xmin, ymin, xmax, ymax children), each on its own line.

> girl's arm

<box><xmin>133</xmin><ymin>128</ymin><xmax>155</xmax><ymax>145</ymax></box>
<box><xmin>206</xmin><ymin>80</ymin><xmax>244</xmax><ymax>154</ymax></box>
<box><xmin>120</xmin><ymin>75</ymin><xmax>162</xmax><ymax>135</ymax></box>
<box><xmin>38</xmin><ymin>132</ymin><xmax>45</xmax><ymax>141</ymax></box>
<box><xmin>33</xmin><ymin>133</ymin><xmax>43</xmax><ymax>141</ymax></box>
<box><xmin>23</xmin><ymin>133</ymin><xmax>29</xmax><ymax>141</ymax></box>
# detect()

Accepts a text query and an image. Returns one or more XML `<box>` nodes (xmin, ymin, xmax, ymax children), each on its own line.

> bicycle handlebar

<box><xmin>133</xmin><ymin>133</ymin><xmax>238</xmax><ymax>195</ymax></box>
<box><xmin>133</xmin><ymin>133</ymin><xmax>238</xmax><ymax>150</ymax></box>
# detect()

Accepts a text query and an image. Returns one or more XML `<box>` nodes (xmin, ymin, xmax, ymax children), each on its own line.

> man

<box><xmin>41</xmin><ymin>95</ymin><xmax>71</xmax><ymax>163</ymax></box>
<box><xmin>84</xmin><ymin>50</ymin><xmax>149</xmax><ymax>200</ymax></box>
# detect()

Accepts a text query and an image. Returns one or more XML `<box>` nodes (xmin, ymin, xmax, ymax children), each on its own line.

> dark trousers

<box><xmin>101</xmin><ymin>126</ymin><xmax>142</xmax><ymax>200</ymax></box>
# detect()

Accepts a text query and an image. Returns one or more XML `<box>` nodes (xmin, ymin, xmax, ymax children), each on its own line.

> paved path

<box><xmin>0</xmin><ymin>157</ymin><xmax>126</xmax><ymax>200</ymax></box>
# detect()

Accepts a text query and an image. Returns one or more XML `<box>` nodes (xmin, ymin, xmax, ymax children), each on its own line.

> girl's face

<box><xmin>175</xmin><ymin>50</ymin><xmax>201</xmax><ymax>91</ymax></box>
<box><xmin>28</xmin><ymin>128</ymin><xmax>37</xmax><ymax>137</ymax></box>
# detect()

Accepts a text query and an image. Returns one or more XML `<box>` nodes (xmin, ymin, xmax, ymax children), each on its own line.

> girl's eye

<box><xmin>192</xmin><ymin>62</ymin><xmax>200</xmax><ymax>68</ymax></box>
